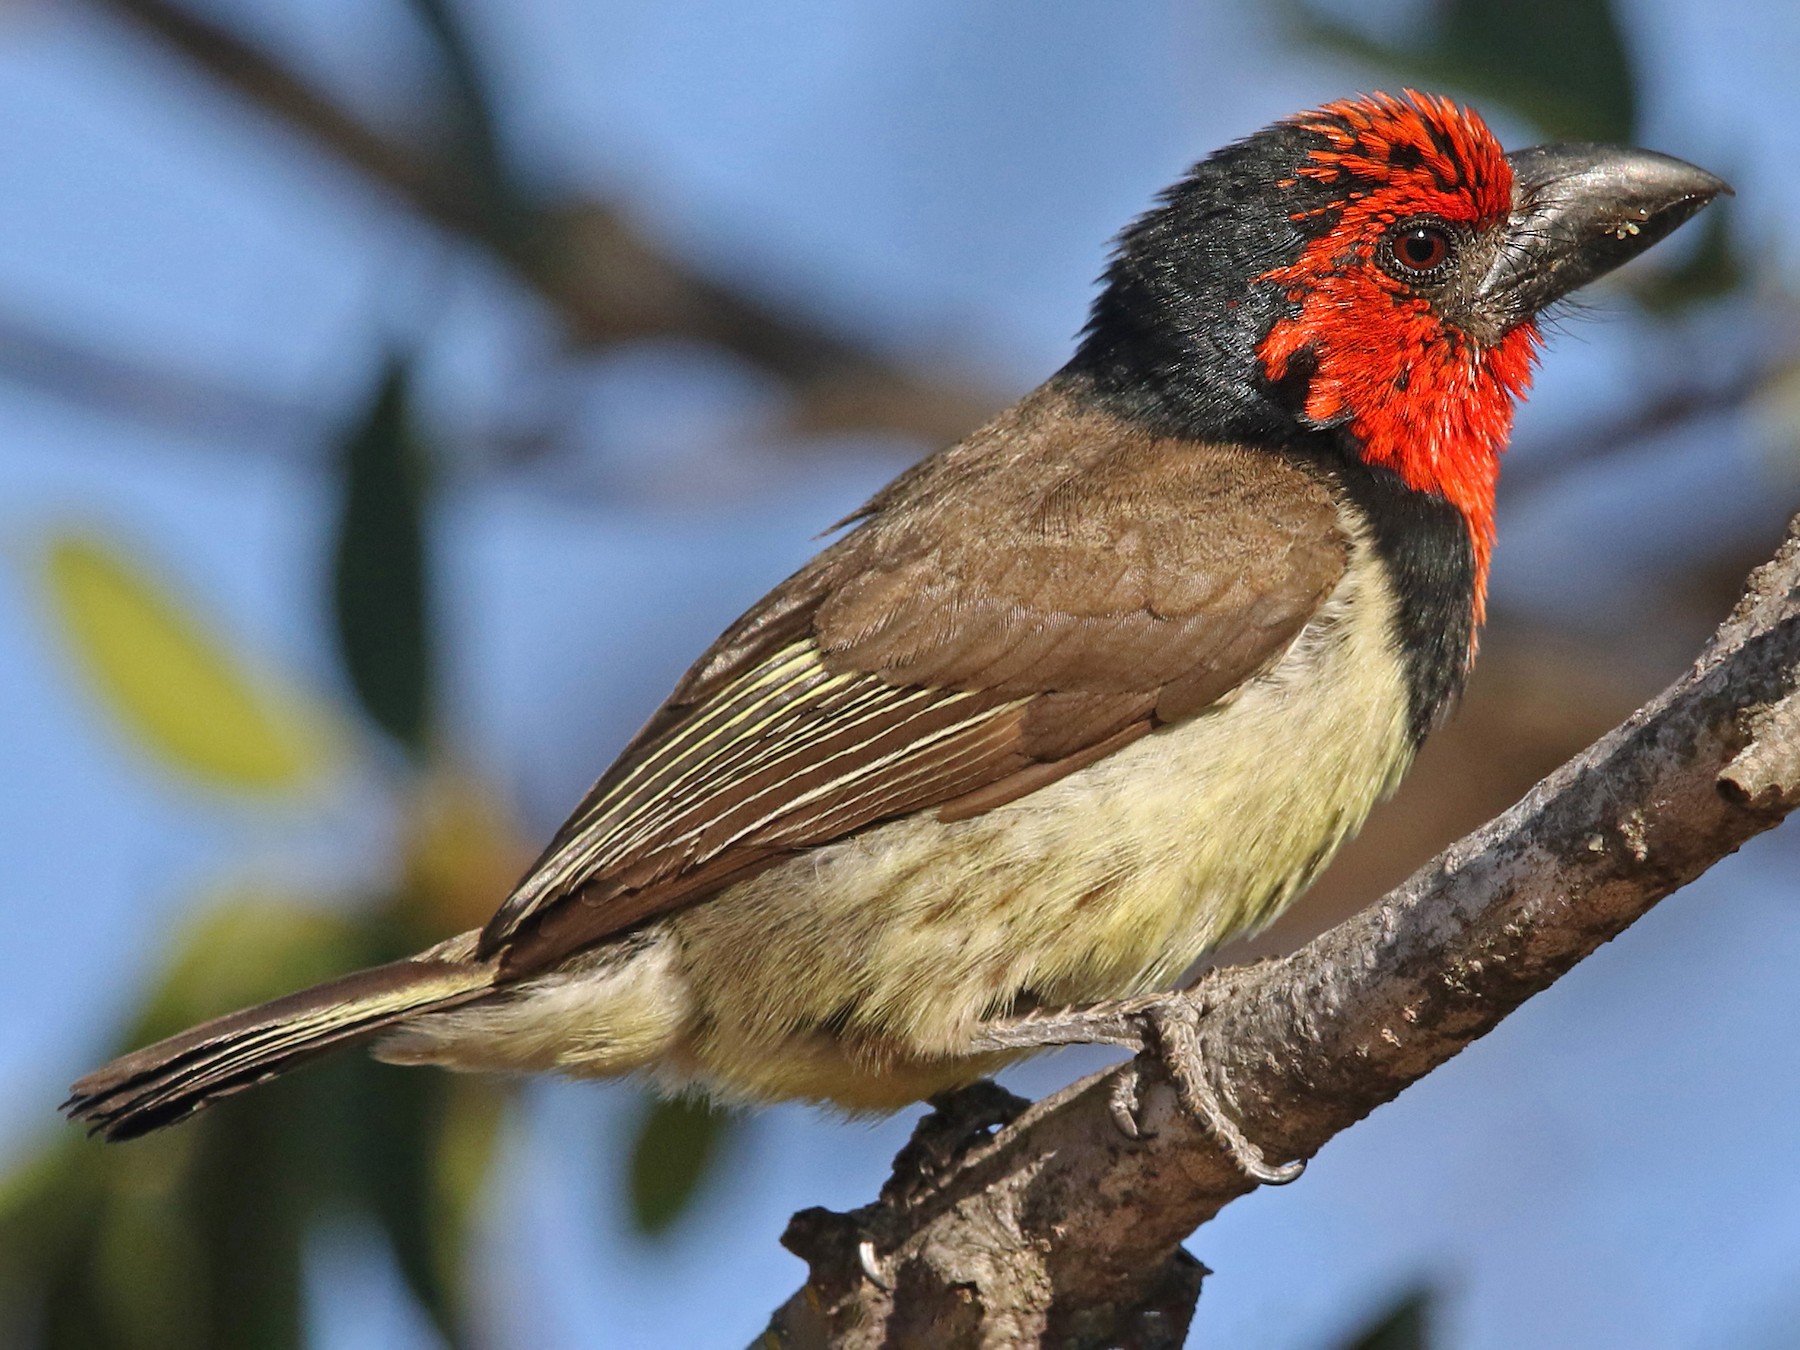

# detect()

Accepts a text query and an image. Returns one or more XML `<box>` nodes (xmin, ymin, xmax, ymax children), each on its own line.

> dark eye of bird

<box><xmin>1382</xmin><ymin>221</ymin><xmax>1455</xmax><ymax>281</ymax></box>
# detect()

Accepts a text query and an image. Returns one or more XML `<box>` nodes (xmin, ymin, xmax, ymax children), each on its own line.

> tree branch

<box><xmin>83</xmin><ymin>0</ymin><xmax>998</xmax><ymax>443</ymax></box>
<box><xmin>759</xmin><ymin>512</ymin><xmax>1800</xmax><ymax>1349</ymax></box>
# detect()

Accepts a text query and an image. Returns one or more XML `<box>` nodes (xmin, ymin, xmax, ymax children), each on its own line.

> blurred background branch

<box><xmin>85</xmin><ymin>0</ymin><xmax>1002</xmax><ymax>444</ymax></box>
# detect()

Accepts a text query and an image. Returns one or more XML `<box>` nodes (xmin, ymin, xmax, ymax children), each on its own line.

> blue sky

<box><xmin>3</xmin><ymin>2</ymin><xmax>1800</xmax><ymax>1346</ymax></box>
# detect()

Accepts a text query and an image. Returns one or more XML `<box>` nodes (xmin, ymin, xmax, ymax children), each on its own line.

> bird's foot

<box><xmin>1122</xmin><ymin>998</ymin><xmax>1305</xmax><ymax>1185</ymax></box>
<box><xmin>970</xmin><ymin>993</ymin><xmax>1304</xmax><ymax>1187</ymax></box>
<box><xmin>966</xmin><ymin>992</ymin><xmax>1165</xmax><ymax>1053</ymax></box>
<box><xmin>880</xmin><ymin>1078</ymin><xmax>1030</xmax><ymax>1209</ymax></box>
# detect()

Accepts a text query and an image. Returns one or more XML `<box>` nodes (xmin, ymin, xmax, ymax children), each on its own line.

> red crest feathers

<box><xmin>1283</xmin><ymin>89</ymin><xmax>1513</xmax><ymax>226</ymax></box>
<box><xmin>1256</xmin><ymin>91</ymin><xmax>1535</xmax><ymax>625</ymax></box>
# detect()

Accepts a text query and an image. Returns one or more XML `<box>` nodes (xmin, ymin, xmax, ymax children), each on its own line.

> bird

<box><xmin>66</xmin><ymin>91</ymin><xmax>1725</xmax><ymax>1178</ymax></box>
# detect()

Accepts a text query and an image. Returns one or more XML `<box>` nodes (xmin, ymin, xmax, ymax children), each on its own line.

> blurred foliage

<box><xmin>41</xmin><ymin>535</ymin><xmax>331</xmax><ymax>794</ymax></box>
<box><xmin>1336</xmin><ymin>1287</ymin><xmax>1434</xmax><ymax>1350</ymax></box>
<box><xmin>1292</xmin><ymin>0</ymin><xmax>1636</xmax><ymax>142</ymax></box>
<box><xmin>626</xmin><ymin>1096</ymin><xmax>735</xmax><ymax>1238</ymax></box>
<box><xmin>1756</xmin><ymin>358</ymin><xmax>1800</xmax><ymax>466</ymax></box>
<box><xmin>0</xmin><ymin>900</ymin><xmax>504</xmax><ymax>1350</ymax></box>
<box><xmin>331</xmin><ymin>363</ymin><xmax>434</xmax><ymax>756</ymax></box>
<box><xmin>401</xmin><ymin>768</ymin><xmax>542</xmax><ymax>935</ymax></box>
<box><xmin>8</xmin><ymin>353</ymin><xmax>740</xmax><ymax>1346</ymax></box>
<box><xmin>403</xmin><ymin>0</ymin><xmax>529</xmax><ymax>244</ymax></box>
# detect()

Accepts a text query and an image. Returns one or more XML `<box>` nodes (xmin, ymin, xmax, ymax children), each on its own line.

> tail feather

<box><xmin>63</xmin><ymin>956</ymin><xmax>495</xmax><ymax>1141</ymax></box>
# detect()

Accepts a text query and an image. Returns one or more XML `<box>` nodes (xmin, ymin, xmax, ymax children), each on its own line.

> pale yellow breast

<box><xmin>668</xmin><ymin>508</ymin><xmax>1414</xmax><ymax>1101</ymax></box>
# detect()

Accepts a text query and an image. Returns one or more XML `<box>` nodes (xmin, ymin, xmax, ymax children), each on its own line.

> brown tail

<box><xmin>63</xmin><ymin>955</ymin><xmax>495</xmax><ymax>1141</ymax></box>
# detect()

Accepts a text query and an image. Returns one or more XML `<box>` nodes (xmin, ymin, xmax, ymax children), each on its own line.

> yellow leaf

<box><xmin>41</xmin><ymin>533</ymin><xmax>331</xmax><ymax>792</ymax></box>
<box><xmin>401</xmin><ymin>766</ymin><xmax>533</xmax><ymax>931</ymax></box>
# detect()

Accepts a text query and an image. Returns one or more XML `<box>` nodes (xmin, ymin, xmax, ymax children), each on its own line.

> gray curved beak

<box><xmin>1480</xmin><ymin>144</ymin><xmax>1731</xmax><ymax>324</ymax></box>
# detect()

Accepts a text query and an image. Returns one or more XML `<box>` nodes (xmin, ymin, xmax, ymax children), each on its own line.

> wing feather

<box><xmin>481</xmin><ymin>387</ymin><xmax>1349</xmax><ymax>974</ymax></box>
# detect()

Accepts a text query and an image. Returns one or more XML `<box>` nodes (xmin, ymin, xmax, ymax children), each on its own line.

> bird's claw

<box><xmin>969</xmin><ymin>993</ymin><xmax>1304</xmax><ymax>1185</ymax></box>
<box><xmin>1108</xmin><ymin>1064</ymin><xmax>1151</xmax><ymax>1140</ymax></box>
<box><xmin>1107</xmin><ymin>998</ymin><xmax>1305</xmax><ymax>1187</ymax></box>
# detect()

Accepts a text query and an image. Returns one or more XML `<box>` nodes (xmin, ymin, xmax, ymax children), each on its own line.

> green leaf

<box><xmin>343</xmin><ymin>1065</ymin><xmax>502</xmax><ymax>1346</ymax></box>
<box><xmin>1337</xmin><ymin>1286</ymin><xmax>1434</xmax><ymax>1350</ymax></box>
<box><xmin>626</xmin><ymin>1095</ymin><xmax>735</xmax><ymax>1237</ymax></box>
<box><xmin>405</xmin><ymin>0</ymin><xmax>529</xmax><ymax>245</ymax></box>
<box><xmin>332</xmin><ymin>362</ymin><xmax>434</xmax><ymax>755</ymax></box>
<box><xmin>1291</xmin><ymin>0</ymin><xmax>1638</xmax><ymax>142</ymax></box>
<box><xmin>40</xmin><ymin>534</ymin><xmax>330</xmax><ymax>793</ymax></box>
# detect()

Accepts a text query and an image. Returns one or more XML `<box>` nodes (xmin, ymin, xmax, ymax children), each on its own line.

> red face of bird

<box><xmin>1070</xmin><ymin>90</ymin><xmax>1728</xmax><ymax>613</ymax></box>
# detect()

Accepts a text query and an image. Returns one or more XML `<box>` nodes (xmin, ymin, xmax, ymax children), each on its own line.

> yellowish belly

<box><xmin>383</xmin><ymin>521</ymin><xmax>1415</xmax><ymax>1110</ymax></box>
<box><xmin>666</xmin><ymin>538</ymin><xmax>1412</xmax><ymax>1106</ymax></box>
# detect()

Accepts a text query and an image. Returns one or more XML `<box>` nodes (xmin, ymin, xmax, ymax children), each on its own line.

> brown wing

<box><xmin>483</xmin><ymin>386</ymin><xmax>1348</xmax><ymax>974</ymax></box>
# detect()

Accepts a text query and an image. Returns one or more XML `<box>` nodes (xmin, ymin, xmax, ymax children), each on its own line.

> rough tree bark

<box><xmin>758</xmin><ymin>513</ymin><xmax>1800</xmax><ymax>1350</ymax></box>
